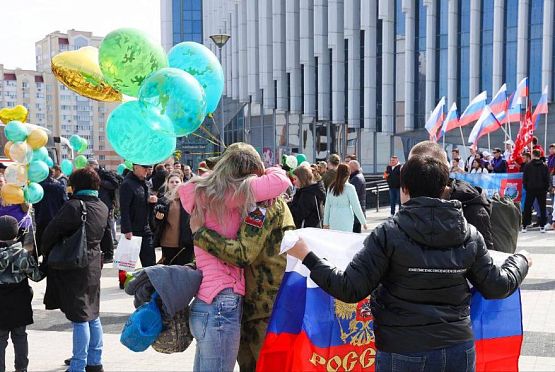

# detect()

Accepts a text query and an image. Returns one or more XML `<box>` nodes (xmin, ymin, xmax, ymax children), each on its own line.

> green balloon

<box><xmin>99</xmin><ymin>28</ymin><xmax>168</xmax><ymax>97</ymax></box>
<box><xmin>124</xmin><ymin>160</ymin><xmax>133</xmax><ymax>170</ymax></box>
<box><xmin>32</xmin><ymin>147</ymin><xmax>49</xmax><ymax>162</ymax></box>
<box><xmin>28</xmin><ymin>160</ymin><xmax>49</xmax><ymax>183</ymax></box>
<box><xmin>74</xmin><ymin>155</ymin><xmax>88</xmax><ymax>169</ymax></box>
<box><xmin>24</xmin><ymin>182</ymin><xmax>44</xmax><ymax>204</ymax></box>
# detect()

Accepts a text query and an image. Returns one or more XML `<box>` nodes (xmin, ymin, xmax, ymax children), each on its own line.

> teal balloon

<box><xmin>106</xmin><ymin>101</ymin><xmax>176</xmax><ymax>165</ymax></box>
<box><xmin>45</xmin><ymin>157</ymin><xmax>54</xmax><ymax>167</ymax></box>
<box><xmin>5</xmin><ymin>121</ymin><xmax>29</xmax><ymax>142</ymax></box>
<box><xmin>69</xmin><ymin>135</ymin><xmax>82</xmax><ymax>152</ymax></box>
<box><xmin>99</xmin><ymin>28</ymin><xmax>168</xmax><ymax>97</ymax></box>
<box><xmin>23</xmin><ymin>182</ymin><xmax>44</xmax><ymax>204</ymax></box>
<box><xmin>74</xmin><ymin>155</ymin><xmax>88</xmax><ymax>169</ymax></box>
<box><xmin>61</xmin><ymin>159</ymin><xmax>73</xmax><ymax>175</ymax></box>
<box><xmin>124</xmin><ymin>160</ymin><xmax>133</xmax><ymax>170</ymax></box>
<box><xmin>32</xmin><ymin>147</ymin><xmax>49</xmax><ymax>162</ymax></box>
<box><xmin>296</xmin><ymin>154</ymin><xmax>307</xmax><ymax>164</ymax></box>
<box><xmin>139</xmin><ymin>68</ymin><xmax>206</xmax><ymax>137</ymax></box>
<box><xmin>168</xmin><ymin>42</ymin><xmax>224</xmax><ymax>114</ymax></box>
<box><xmin>28</xmin><ymin>160</ymin><xmax>49</xmax><ymax>183</ymax></box>
<box><xmin>116</xmin><ymin>163</ymin><xmax>126</xmax><ymax>175</ymax></box>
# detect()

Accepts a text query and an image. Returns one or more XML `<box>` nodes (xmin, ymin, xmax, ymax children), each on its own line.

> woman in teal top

<box><xmin>323</xmin><ymin>163</ymin><xmax>368</xmax><ymax>232</ymax></box>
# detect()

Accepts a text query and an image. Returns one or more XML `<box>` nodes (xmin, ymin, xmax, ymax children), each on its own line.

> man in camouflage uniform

<box><xmin>194</xmin><ymin>197</ymin><xmax>295</xmax><ymax>371</ymax></box>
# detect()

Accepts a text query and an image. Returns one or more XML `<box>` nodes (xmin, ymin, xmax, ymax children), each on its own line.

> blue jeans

<box><xmin>70</xmin><ymin>318</ymin><xmax>103</xmax><ymax>372</ymax></box>
<box><xmin>376</xmin><ymin>341</ymin><xmax>476</xmax><ymax>372</ymax></box>
<box><xmin>389</xmin><ymin>188</ymin><xmax>401</xmax><ymax>216</ymax></box>
<box><xmin>190</xmin><ymin>288</ymin><xmax>243</xmax><ymax>372</ymax></box>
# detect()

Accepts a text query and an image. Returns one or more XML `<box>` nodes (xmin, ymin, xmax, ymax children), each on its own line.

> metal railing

<box><xmin>366</xmin><ymin>180</ymin><xmax>390</xmax><ymax>212</ymax></box>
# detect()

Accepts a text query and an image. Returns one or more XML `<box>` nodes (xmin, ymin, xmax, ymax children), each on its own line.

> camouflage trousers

<box><xmin>238</xmin><ymin>318</ymin><xmax>270</xmax><ymax>372</ymax></box>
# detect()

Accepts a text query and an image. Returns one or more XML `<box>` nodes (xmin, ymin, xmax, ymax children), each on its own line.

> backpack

<box><xmin>489</xmin><ymin>194</ymin><xmax>521</xmax><ymax>253</ymax></box>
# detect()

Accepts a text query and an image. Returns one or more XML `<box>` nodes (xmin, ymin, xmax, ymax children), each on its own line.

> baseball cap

<box><xmin>493</xmin><ymin>148</ymin><xmax>502</xmax><ymax>153</ymax></box>
<box><xmin>504</xmin><ymin>140</ymin><xmax>515</xmax><ymax>146</ymax></box>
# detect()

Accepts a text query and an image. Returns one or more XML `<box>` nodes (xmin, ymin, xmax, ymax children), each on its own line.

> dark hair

<box><xmin>401</xmin><ymin>155</ymin><xmax>449</xmax><ymax>198</ymax></box>
<box><xmin>69</xmin><ymin>168</ymin><xmax>101</xmax><ymax>193</ymax></box>
<box><xmin>532</xmin><ymin>149</ymin><xmax>541</xmax><ymax>158</ymax></box>
<box><xmin>52</xmin><ymin>165</ymin><xmax>61</xmax><ymax>172</ymax></box>
<box><xmin>533</xmin><ymin>136</ymin><xmax>538</xmax><ymax>145</ymax></box>
<box><xmin>524</xmin><ymin>152</ymin><xmax>532</xmax><ymax>160</ymax></box>
<box><xmin>472</xmin><ymin>159</ymin><xmax>483</xmax><ymax>169</ymax></box>
<box><xmin>452</xmin><ymin>148</ymin><xmax>460</xmax><ymax>154</ymax></box>
<box><xmin>330</xmin><ymin>164</ymin><xmax>350</xmax><ymax>196</ymax></box>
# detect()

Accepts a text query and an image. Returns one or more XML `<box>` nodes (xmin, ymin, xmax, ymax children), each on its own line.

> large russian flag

<box><xmin>509</xmin><ymin>77</ymin><xmax>529</xmax><ymax>110</ymax></box>
<box><xmin>425</xmin><ymin>97</ymin><xmax>446</xmax><ymax>141</ymax></box>
<box><xmin>439</xmin><ymin>102</ymin><xmax>459</xmax><ymax>140</ymax></box>
<box><xmin>460</xmin><ymin>91</ymin><xmax>487</xmax><ymax>127</ymax></box>
<box><xmin>532</xmin><ymin>86</ymin><xmax>549</xmax><ymax>129</ymax></box>
<box><xmin>489</xmin><ymin>84</ymin><xmax>508</xmax><ymax>122</ymax></box>
<box><xmin>469</xmin><ymin>106</ymin><xmax>502</xmax><ymax>144</ymax></box>
<box><xmin>257</xmin><ymin>229</ymin><xmax>523</xmax><ymax>372</ymax></box>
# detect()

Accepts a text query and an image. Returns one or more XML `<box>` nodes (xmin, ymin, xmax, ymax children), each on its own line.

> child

<box><xmin>0</xmin><ymin>215</ymin><xmax>44</xmax><ymax>372</ymax></box>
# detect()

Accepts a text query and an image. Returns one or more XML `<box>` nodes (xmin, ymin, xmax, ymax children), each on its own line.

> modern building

<box><xmin>163</xmin><ymin>0</ymin><xmax>555</xmax><ymax>172</ymax></box>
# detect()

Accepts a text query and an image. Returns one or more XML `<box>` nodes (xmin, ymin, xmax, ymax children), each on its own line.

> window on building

<box><xmin>528</xmin><ymin>0</ymin><xmax>544</xmax><ymax>102</ymax></box>
<box><xmin>504</xmin><ymin>0</ymin><xmax>518</xmax><ymax>91</ymax></box>
<box><xmin>22</xmin><ymin>81</ymin><xmax>29</xmax><ymax>89</ymax></box>
<box><xmin>458</xmin><ymin>0</ymin><xmax>470</xmax><ymax>107</ymax></box>
<box><xmin>436</xmin><ymin>0</ymin><xmax>448</xmax><ymax>102</ymax></box>
<box><xmin>415</xmin><ymin>0</ymin><xmax>427</xmax><ymax>128</ymax></box>
<box><xmin>480</xmin><ymin>0</ymin><xmax>494</xmax><ymax>97</ymax></box>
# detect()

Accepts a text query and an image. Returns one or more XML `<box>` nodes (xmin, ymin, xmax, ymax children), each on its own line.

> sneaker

<box><xmin>64</xmin><ymin>358</ymin><xmax>71</xmax><ymax>366</ymax></box>
<box><xmin>521</xmin><ymin>227</ymin><xmax>527</xmax><ymax>233</ymax></box>
<box><xmin>103</xmin><ymin>257</ymin><xmax>113</xmax><ymax>264</ymax></box>
<box><xmin>540</xmin><ymin>226</ymin><xmax>546</xmax><ymax>233</ymax></box>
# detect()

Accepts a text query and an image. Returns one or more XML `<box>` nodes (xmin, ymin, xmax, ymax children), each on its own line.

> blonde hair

<box><xmin>163</xmin><ymin>171</ymin><xmax>183</xmax><ymax>200</ymax></box>
<box><xmin>293</xmin><ymin>165</ymin><xmax>314</xmax><ymax>188</ymax></box>
<box><xmin>190</xmin><ymin>143</ymin><xmax>265</xmax><ymax>224</ymax></box>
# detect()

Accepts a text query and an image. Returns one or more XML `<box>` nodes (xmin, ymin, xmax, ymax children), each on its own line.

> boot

<box><xmin>85</xmin><ymin>365</ymin><xmax>104</xmax><ymax>372</ymax></box>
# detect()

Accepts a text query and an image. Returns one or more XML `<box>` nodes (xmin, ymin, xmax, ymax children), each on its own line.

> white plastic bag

<box><xmin>114</xmin><ymin>235</ymin><xmax>143</xmax><ymax>271</ymax></box>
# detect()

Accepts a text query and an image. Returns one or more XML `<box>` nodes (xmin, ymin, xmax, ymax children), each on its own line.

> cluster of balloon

<box><xmin>116</xmin><ymin>160</ymin><xmax>133</xmax><ymax>176</ymax></box>
<box><xmin>281</xmin><ymin>153</ymin><xmax>310</xmax><ymax>175</ymax></box>
<box><xmin>1</xmin><ymin>117</ymin><xmax>51</xmax><ymax>204</ymax></box>
<box><xmin>50</xmin><ymin>28</ymin><xmax>225</xmax><ymax>166</ymax></box>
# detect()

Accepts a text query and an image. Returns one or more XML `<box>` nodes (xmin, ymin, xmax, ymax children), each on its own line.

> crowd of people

<box><xmin>0</xmin><ymin>140</ymin><xmax>533</xmax><ymax>372</ymax></box>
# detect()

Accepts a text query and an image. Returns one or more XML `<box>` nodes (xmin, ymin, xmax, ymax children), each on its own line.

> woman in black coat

<box><xmin>288</xmin><ymin>165</ymin><xmax>326</xmax><ymax>228</ymax></box>
<box><xmin>42</xmin><ymin>168</ymin><xmax>110</xmax><ymax>372</ymax></box>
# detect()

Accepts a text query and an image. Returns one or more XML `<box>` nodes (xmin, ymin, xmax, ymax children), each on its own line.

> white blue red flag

<box><xmin>439</xmin><ymin>103</ymin><xmax>459</xmax><ymax>139</ymax></box>
<box><xmin>257</xmin><ymin>229</ymin><xmax>524</xmax><ymax>372</ymax></box>
<box><xmin>469</xmin><ymin>106</ymin><xmax>502</xmax><ymax>144</ymax></box>
<box><xmin>489</xmin><ymin>84</ymin><xmax>508</xmax><ymax>122</ymax></box>
<box><xmin>532</xmin><ymin>86</ymin><xmax>549</xmax><ymax>129</ymax></box>
<box><xmin>509</xmin><ymin>77</ymin><xmax>529</xmax><ymax>110</ymax></box>
<box><xmin>425</xmin><ymin>97</ymin><xmax>445</xmax><ymax>141</ymax></box>
<box><xmin>460</xmin><ymin>91</ymin><xmax>487</xmax><ymax>127</ymax></box>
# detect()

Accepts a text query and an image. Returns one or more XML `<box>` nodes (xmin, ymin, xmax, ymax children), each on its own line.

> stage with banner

<box><xmin>451</xmin><ymin>173</ymin><xmax>524</xmax><ymax>203</ymax></box>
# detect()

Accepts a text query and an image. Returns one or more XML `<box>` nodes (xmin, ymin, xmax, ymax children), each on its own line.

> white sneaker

<box><xmin>521</xmin><ymin>227</ymin><xmax>527</xmax><ymax>233</ymax></box>
<box><xmin>540</xmin><ymin>226</ymin><xmax>546</xmax><ymax>233</ymax></box>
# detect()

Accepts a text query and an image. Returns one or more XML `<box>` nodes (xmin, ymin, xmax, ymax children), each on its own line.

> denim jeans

<box><xmin>389</xmin><ymin>188</ymin><xmax>401</xmax><ymax>216</ymax></box>
<box><xmin>190</xmin><ymin>288</ymin><xmax>243</xmax><ymax>372</ymax></box>
<box><xmin>376</xmin><ymin>341</ymin><xmax>476</xmax><ymax>372</ymax></box>
<box><xmin>70</xmin><ymin>318</ymin><xmax>103</xmax><ymax>372</ymax></box>
<box><xmin>0</xmin><ymin>326</ymin><xmax>28</xmax><ymax>372</ymax></box>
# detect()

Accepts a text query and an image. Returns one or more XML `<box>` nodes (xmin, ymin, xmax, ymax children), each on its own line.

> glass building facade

<box><xmin>172</xmin><ymin>0</ymin><xmax>202</xmax><ymax>44</ymax></box>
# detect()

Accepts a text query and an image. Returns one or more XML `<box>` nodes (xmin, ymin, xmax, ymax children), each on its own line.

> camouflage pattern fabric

<box><xmin>237</xmin><ymin>318</ymin><xmax>269</xmax><ymax>372</ymax></box>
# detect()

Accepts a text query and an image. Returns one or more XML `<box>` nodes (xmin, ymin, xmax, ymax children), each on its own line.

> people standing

<box><xmin>288</xmin><ymin>165</ymin><xmax>325</xmax><ymax>228</ymax></box>
<box><xmin>182</xmin><ymin>165</ymin><xmax>193</xmax><ymax>181</ymax></box>
<box><xmin>522</xmin><ymin>149</ymin><xmax>550</xmax><ymax>233</ymax></box>
<box><xmin>179</xmin><ymin>143</ymin><xmax>291</xmax><ymax>372</ymax></box>
<box><xmin>547</xmin><ymin>144</ymin><xmax>555</xmax><ymax>174</ymax></box>
<box><xmin>349</xmin><ymin>161</ymin><xmax>367</xmax><ymax>233</ymax></box>
<box><xmin>450</xmin><ymin>158</ymin><xmax>465</xmax><ymax>173</ymax></box>
<box><xmin>450</xmin><ymin>148</ymin><xmax>465</xmax><ymax>170</ymax></box>
<box><xmin>41</xmin><ymin>168</ymin><xmax>111</xmax><ymax>372</ymax></box>
<box><xmin>384</xmin><ymin>156</ymin><xmax>401</xmax><ymax>216</ymax></box>
<box><xmin>465</xmin><ymin>147</ymin><xmax>477</xmax><ymax>172</ymax></box>
<box><xmin>0</xmin><ymin>216</ymin><xmax>44</xmax><ymax>372</ymax></box>
<box><xmin>119</xmin><ymin>164</ymin><xmax>157</xmax><ymax>269</ymax></box>
<box><xmin>153</xmin><ymin>171</ymin><xmax>194</xmax><ymax>265</ymax></box>
<box><xmin>503</xmin><ymin>140</ymin><xmax>514</xmax><ymax>160</ymax></box>
<box><xmin>488</xmin><ymin>148</ymin><xmax>508</xmax><ymax>173</ymax></box>
<box><xmin>52</xmin><ymin>165</ymin><xmax>69</xmax><ymax>190</ymax></box>
<box><xmin>469</xmin><ymin>159</ymin><xmax>489</xmax><ymax>174</ymax></box>
<box><xmin>34</xmin><ymin>169</ymin><xmax>68</xmax><ymax>251</ymax></box>
<box><xmin>532</xmin><ymin>136</ymin><xmax>545</xmax><ymax>158</ymax></box>
<box><xmin>321</xmin><ymin>154</ymin><xmax>340</xmax><ymax>190</ymax></box>
<box><xmin>324</xmin><ymin>164</ymin><xmax>367</xmax><ymax>232</ymax></box>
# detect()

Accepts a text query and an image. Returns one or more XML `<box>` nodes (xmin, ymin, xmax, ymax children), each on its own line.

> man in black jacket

<box><xmin>349</xmin><ymin>161</ymin><xmax>366</xmax><ymax>233</ymax></box>
<box><xmin>522</xmin><ymin>149</ymin><xmax>550</xmax><ymax>232</ymax></box>
<box><xmin>409</xmin><ymin>141</ymin><xmax>494</xmax><ymax>250</ymax></box>
<box><xmin>288</xmin><ymin>155</ymin><xmax>530</xmax><ymax>371</ymax></box>
<box><xmin>384</xmin><ymin>156</ymin><xmax>401</xmax><ymax>216</ymax></box>
<box><xmin>34</xmin><ymin>170</ymin><xmax>68</xmax><ymax>253</ymax></box>
<box><xmin>119</xmin><ymin>164</ymin><xmax>157</xmax><ymax>268</ymax></box>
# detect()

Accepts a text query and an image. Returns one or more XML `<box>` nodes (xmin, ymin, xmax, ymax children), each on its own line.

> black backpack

<box><xmin>489</xmin><ymin>194</ymin><xmax>521</xmax><ymax>253</ymax></box>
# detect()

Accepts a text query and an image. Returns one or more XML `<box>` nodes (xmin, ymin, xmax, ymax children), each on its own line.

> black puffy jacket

<box><xmin>288</xmin><ymin>181</ymin><xmax>326</xmax><ymax>228</ymax></box>
<box><xmin>523</xmin><ymin>159</ymin><xmax>550</xmax><ymax>191</ymax></box>
<box><xmin>119</xmin><ymin>172</ymin><xmax>151</xmax><ymax>235</ymax></box>
<box><xmin>303</xmin><ymin>197</ymin><xmax>528</xmax><ymax>353</ymax></box>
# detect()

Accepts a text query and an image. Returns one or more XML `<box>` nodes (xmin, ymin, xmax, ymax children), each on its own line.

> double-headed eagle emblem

<box><xmin>334</xmin><ymin>297</ymin><xmax>375</xmax><ymax>346</ymax></box>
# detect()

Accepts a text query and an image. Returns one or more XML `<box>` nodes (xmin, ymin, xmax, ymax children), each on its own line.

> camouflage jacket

<box><xmin>0</xmin><ymin>242</ymin><xmax>44</xmax><ymax>285</ymax></box>
<box><xmin>194</xmin><ymin>198</ymin><xmax>295</xmax><ymax>322</ymax></box>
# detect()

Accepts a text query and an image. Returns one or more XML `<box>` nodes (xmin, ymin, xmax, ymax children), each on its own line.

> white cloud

<box><xmin>0</xmin><ymin>0</ymin><xmax>161</xmax><ymax>70</ymax></box>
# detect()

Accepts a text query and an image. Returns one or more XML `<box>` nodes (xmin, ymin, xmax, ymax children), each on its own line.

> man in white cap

<box><xmin>504</xmin><ymin>140</ymin><xmax>514</xmax><ymax>160</ymax></box>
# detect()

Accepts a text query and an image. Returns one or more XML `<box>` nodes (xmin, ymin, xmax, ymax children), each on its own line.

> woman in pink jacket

<box><xmin>179</xmin><ymin>143</ymin><xmax>291</xmax><ymax>372</ymax></box>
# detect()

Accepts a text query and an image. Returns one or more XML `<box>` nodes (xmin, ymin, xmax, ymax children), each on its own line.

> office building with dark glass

<box><xmin>162</xmin><ymin>0</ymin><xmax>555</xmax><ymax>172</ymax></box>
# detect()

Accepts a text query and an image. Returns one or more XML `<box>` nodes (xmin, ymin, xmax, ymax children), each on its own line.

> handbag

<box><xmin>121</xmin><ymin>292</ymin><xmax>163</xmax><ymax>352</ymax></box>
<box><xmin>152</xmin><ymin>307</ymin><xmax>194</xmax><ymax>354</ymax></box>
<box><xmin>47</xmin><ymin>200</ymin><xmax>89</xmax><ymax>270</ymax></box>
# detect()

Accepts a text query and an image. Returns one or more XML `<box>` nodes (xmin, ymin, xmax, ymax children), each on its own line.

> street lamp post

<box><xmin>209</xmin><ymin>34</ymin><xmax>230</xmax><ymax>152</ymax></box>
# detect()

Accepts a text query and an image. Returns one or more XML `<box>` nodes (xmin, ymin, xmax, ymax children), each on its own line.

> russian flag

<box><xmin>532</xmin><ymin>86</ymin><xmax>549</xmax><ymax>129</ymax></box>
<box><xmin>460</xmin><ymin>91</ymin><xmax>487</xmax><ymax>127</ymax></box>
<box><xmin>509</xmin><ymin>77</ymin><xmax>529</xmax><ymax>110</ymax></box>
<box><xmin>468</xmin><ymin>106</ymin><xmax>502</xmax><ymax>144</ymax></box>
<box><xmin>489</xmin><ymin>84</ymin><xmax>508</xmax><ymax>122</ymax></box>
<box><xmin>425</xmin><ymin>97</ymin><xmax>446</xmax><ymax>141</ymax></box>
<box><xmin>439</xmin><ymin>103</ymin><xmax>459</xmax><ymax>140</ymax></box>
<box><xmin>257</xmin><ymin>229</ymin><xmax>524</xmax><ymax>372</ymax></box>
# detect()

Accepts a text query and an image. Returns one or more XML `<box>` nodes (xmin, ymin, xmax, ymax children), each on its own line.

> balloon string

<box><xmin>199</xmin><ymin>122</ymin><xmax>226</xmax><ymax>148</ymax></box>
<box><xmin>184</xmin><ymin>151</ymin><xmax>223</xmax><ymax>156</ymax></box>
<box><xmin>190</xmin><ymin>132</ymin><xmax>222</xmax><ymax>148</ymax></box>
<box><xmin>208</xmin><ymin>116</ymin><xmax>227</xmax><ymax>149</ymax></box>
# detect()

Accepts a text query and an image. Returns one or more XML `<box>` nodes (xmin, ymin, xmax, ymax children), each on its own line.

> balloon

<box><xmin>23</xmin><ymin>183</ymin><xmax>44</xmax><ymax>204</ymax></box>
<box><xmin>28</xmin><ymin>160</ymin><xmax>49</xmax><ymax>183</ymax></box>
<box><xmin>1</xmin><ymin>184</ymin><xmax>24</xmax><ymax>205</ymax></box>
<box><xmin>4</xmin><ymin>164</ymin><xmax>27</xmax><ymax>186</ymax></box>
<box><xmin>74</xmin><ymin>155</ymin><xmax>88</xmax><ymax>169</ymax></box>
<box><xmin>79</xmin><ymin>137</ymin><xmax>88</xmax><ymax>153</ymax></box>
<box><xmin>106</xmin><ymin>101</ymin><xmax>176</xmax><ymax>165</ymax></box>
<box><xmin>45</xmin><ymin>157</ymin><xmax>54</xmax><ymax>167</ymax></box>
<box><xmin>51</xmin><ymin>46</ymin><xmax>122</xmax><ymax>102</ymax></box>
<box><xmin>9</xmin><ymin>142</ymin><xmax>33</xmax><ymax>164</ymax></box>
<box><xmin>26</xmin><ymin>128</ymin><xmax>48</xmax><ymax>149</ymax></box>
<box><xmin>296</xmin><ymin>154</ymin><xmax>307</xmax><ymax>164</ymax></box>
<box><xmin>116</xmin><ymin>163</ymin><xmax>127</xmax><ymax>175</ymax></box>
<box><xmin>124</xmin><ymin>160</ymin><xmax>133</xmax><ymax>170</ymax></box>
<box><xmin>168</xmin><ymin>42</ymin><xmax>224</xmax><ymax>114</ymax></box>
<box><xmin>99</xmin><ymin>28</ymin><xmax>168</xmax><ymax>97</ymax></box>
<box><xmin>5</xmin><ymin>121</ymin><xmax>29</xmax><ymax>142</ymax></box>
<box><xmin>61</xmin><ymin>159</ymin><xmax>73</xmax><ymax>175</ymax></box>
<box><xmin>138</xmin><ymin>68</ymin><xmax>206</xmax><ymax>136</ymax></box>
<box><xmin>285</xmin><ymin>155</ymin><xmax>298</xmax><ymax>169</ymax></box>
<box><xmin>32</xmin><ymin>147</ymin><xmax>49</xmax><ymax>162</ymax></box>
<box><xmin>4</xmin><ymin>141</ymin><xmax>12</xmax><ymax>159</ymax></box>
<box><xmin>70</xmin><ymin>135</ymin><xmax>83</xmax><ymax>152</ymax></box>
<box><xmin>0</xmin><ymin>105</ymin><xmax>28</xmax><ymax>124</ymax></box>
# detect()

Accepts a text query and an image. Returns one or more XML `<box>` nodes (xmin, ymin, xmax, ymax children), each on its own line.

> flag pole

<box><xmin>545</xmin><ymin>113</ymin><xmax>549</xmax><ymax>150</ymax></box>
<box><xmin>487</xmin><ymin>133</ymin><xmax>491</xmax><ymax>150</ymax></box>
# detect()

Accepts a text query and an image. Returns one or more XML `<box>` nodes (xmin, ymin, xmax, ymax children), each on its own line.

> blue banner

<box><xmin>450</xmin><ymin>173</ymin><xmax>523</xmax><ymax>203</ymax></box>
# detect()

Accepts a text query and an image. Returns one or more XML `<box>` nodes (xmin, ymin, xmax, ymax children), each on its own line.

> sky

<box><xmin>0</xmin><ymin>0</ymin><xmax>161</xmax><ymax>70</ymax></box>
